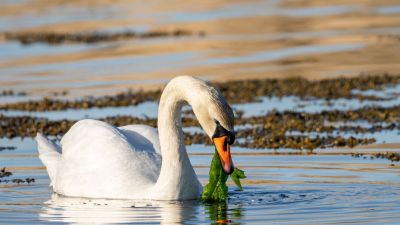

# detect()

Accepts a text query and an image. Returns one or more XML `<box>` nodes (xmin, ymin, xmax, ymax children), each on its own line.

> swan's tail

<box><xmin>35</xmin><ymin>133</ymin><xmax>61</xmax><ymax>186</ymax></box>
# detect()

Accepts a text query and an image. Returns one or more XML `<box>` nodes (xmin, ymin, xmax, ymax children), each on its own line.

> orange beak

<box><xmin>213</xmin><ymin>136</ymin><xmax>234</xmax><ymax>174</ymax></box>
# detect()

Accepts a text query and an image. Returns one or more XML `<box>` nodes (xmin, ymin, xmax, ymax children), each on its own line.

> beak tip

<box><xmin>223</xmin><ymin>164</ymin><xmax>234</xmax><ymax>175</ymax></box>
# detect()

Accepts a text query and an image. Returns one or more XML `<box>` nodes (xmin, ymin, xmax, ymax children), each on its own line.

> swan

<box><xmin>36</xmin><ymin>76</ymin><xmax>235</xmax><ymax>200</ymax></box>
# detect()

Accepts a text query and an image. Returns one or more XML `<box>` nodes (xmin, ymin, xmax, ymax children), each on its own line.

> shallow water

<box><xmin>1</xmin><ymin>140</ymin><xmax>399</xmax><ymax>224</ymax></box>
<box><xmin>1</xmin><ymin>105</ymin><xmax>399</xmax><ymax>225</ymax></box>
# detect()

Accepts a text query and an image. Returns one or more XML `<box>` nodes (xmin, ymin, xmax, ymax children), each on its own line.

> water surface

<box><xmin>1</xmin><ymin>141</ymin><xmax>399</xmax><ymax>224</ymax></box>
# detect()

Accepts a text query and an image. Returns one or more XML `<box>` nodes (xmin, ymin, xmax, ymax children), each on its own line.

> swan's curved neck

<box><xmin>153</xmin><ymin>78</ymin><xmax>201</xmax><ymax>199</ymax></box>
<box><xmin>158</xmin><ymin>88</ymin><xmax>187</xmax><ymax>165</ymax></box>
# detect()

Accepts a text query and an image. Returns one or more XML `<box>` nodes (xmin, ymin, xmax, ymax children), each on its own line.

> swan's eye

<box><xmin>213</xmin><ymin>120</ymin><xmax>235</xmax><ymax>145</ymax></box>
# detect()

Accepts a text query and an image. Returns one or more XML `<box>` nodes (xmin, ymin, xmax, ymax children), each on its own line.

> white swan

<box><xmin>36</xmin><ymin>76</ymin><xmax>235</xmax><ymax>200</ymax></box>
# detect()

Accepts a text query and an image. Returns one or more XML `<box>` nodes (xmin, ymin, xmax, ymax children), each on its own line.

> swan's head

<box><xmin>211</xmin><ymin>120</ymin><xmax>235</xmax><ymax>175</ymax></box>
<box><xmin>188</xmin><ymin>79</ymin><xmax>235</xmax><ymax>175</ymax></box>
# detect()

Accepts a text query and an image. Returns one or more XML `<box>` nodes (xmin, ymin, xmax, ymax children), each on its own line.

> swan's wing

<box><xmin>57</xmin><ymin>119</ymin><xmax>161</xmax><ymax>198</ymax></box>
<box><xmin>118</xmin><ymin>124</ymin><xmax>161</xmax><ymax>154</ymax></box>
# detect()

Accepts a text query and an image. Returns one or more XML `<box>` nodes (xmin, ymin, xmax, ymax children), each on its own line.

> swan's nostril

<box><xmin>228</xmin><ymin>133</ymin><xmax>235</xmax><ymax>145</ymax></box>
<box><xmin>223</xmin><ymin>138</ymin><xmax>228</xmax><ymax>152</ymax></box>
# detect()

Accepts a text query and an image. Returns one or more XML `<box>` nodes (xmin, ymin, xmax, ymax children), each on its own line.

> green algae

<box><xmin>202</xmin><ymin>151</ymin><xmax>246</xmax><ymax>202</ymax></box>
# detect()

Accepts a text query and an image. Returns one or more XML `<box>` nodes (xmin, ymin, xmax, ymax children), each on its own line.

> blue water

<box><xmin>1</xmin><ymin>140</ymin><xmax>399</xmax><ymax>224</ymax></box>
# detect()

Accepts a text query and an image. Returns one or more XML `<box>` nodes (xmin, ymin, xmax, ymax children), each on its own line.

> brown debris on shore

<box><xmin>1</xmin><ymin>74</ymin><xmax>399</xmax><ymax>112</ymax></box>
<box><xmin>1</xmin><ymin>103</ymin><xmax>398</xmax><ymax>149</ymax></box>
<box><xmin>373</xmin><ymin>152</ymin><xmax>400</xmax><ymax>162</ymax></box>
<box><xmin>0</xmin><ymin>74</ymin><xmax>398</xmax><ymax>150</ymax></box>
<box><xmin>352</xmin><ymin>152</ymin><xmax>400</xmax><ymax>162</ymax></box>
<box><xmin>240</xmin><ymin>135</ymin><xmax>375</xmax><ymax>150</ymax></box>
<box><xmin>184</xmin><ymin>131</ymin><xmax>375</xmax><ymax>150</ymax></box>
<box><xmin>4</xmin><ymin>29</ymin><xmax>205</xmax><ymax>45</ymax></box>
<box><xmin>0</xmin><ymin>114</ymin><xmax>159</xmax><ymax>138</ymax></box>
<box><xmin>215</xmin><ymin>73</ymin><xmax>400</xmax><ymax>104</ymax></box>
<box><xmin>236</xmin><ymin>106</ymin><xmax>400</xmax><ymax>129</ymax></box>
<box><xmin>0</xmin><ymin>90</ymin><xmax>27</xmax><ymax>97</ymax></box>
<box><xmin>0</xmin><ymin>89</ymin><xmax>161</xmax><ymax>111</ymax></box>
<box><xmin>0</xmin><ymin>167</ymin><xmax>12</xmax><ymax>178</ymax></box>
<box><xmin>0</xmin><ymin>167</ymin><xmax>35</xmax><ymax>184</ymax></box>
<box><xmin>0</xmin><ymin>146</ymin><xmax>16</xmax><ymax>151</ymax></box>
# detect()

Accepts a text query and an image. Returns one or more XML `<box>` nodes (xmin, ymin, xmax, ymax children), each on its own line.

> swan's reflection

<box><xmin>205</xmin><ymin>201</ymin><xmax>243</xmax><ymax>224</ymax></box>
<box><xmin>39</xmin><ymin>194</ymin><xmax>242</xmax><ymax>224</ymax></box>
<box><xmin>39</xmin><ymin>194</ymin><xmax>199</xmax><ymax>224</ymax></box>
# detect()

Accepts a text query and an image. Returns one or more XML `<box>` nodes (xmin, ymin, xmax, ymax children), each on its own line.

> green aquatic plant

<box><xmin>202</xmin><ymin>151</ymin><xmax>246</xmax><ymax>202</ymax></box>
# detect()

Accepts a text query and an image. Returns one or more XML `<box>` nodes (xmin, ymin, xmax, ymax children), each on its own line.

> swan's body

<box><xmin>37</xmin><ymin>76</ymin><xmax>234</xmax><ymax>200</ymax></box>
<box><xmin>36</xmin><ymin>122</ymin><xmax>165</xmax><ymax>199</ymax></box>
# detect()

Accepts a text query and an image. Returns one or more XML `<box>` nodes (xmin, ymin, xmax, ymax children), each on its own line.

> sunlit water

<box><xmin>1</xmin><ymin>140</ymin><xmax>399</xmax><ymax>224</ymax></box>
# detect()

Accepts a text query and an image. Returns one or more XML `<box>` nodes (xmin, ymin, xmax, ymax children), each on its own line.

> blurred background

<box><xmin>1</xmin><ymin>0</ymin><xmax>400</xmax><ymax>97</ymax></box>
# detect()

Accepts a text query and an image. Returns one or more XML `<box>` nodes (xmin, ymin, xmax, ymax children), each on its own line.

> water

<box><xmin>1</xmin><ymin>140</ymin><xmax>399</xmax><ymax>224</ymax></box>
